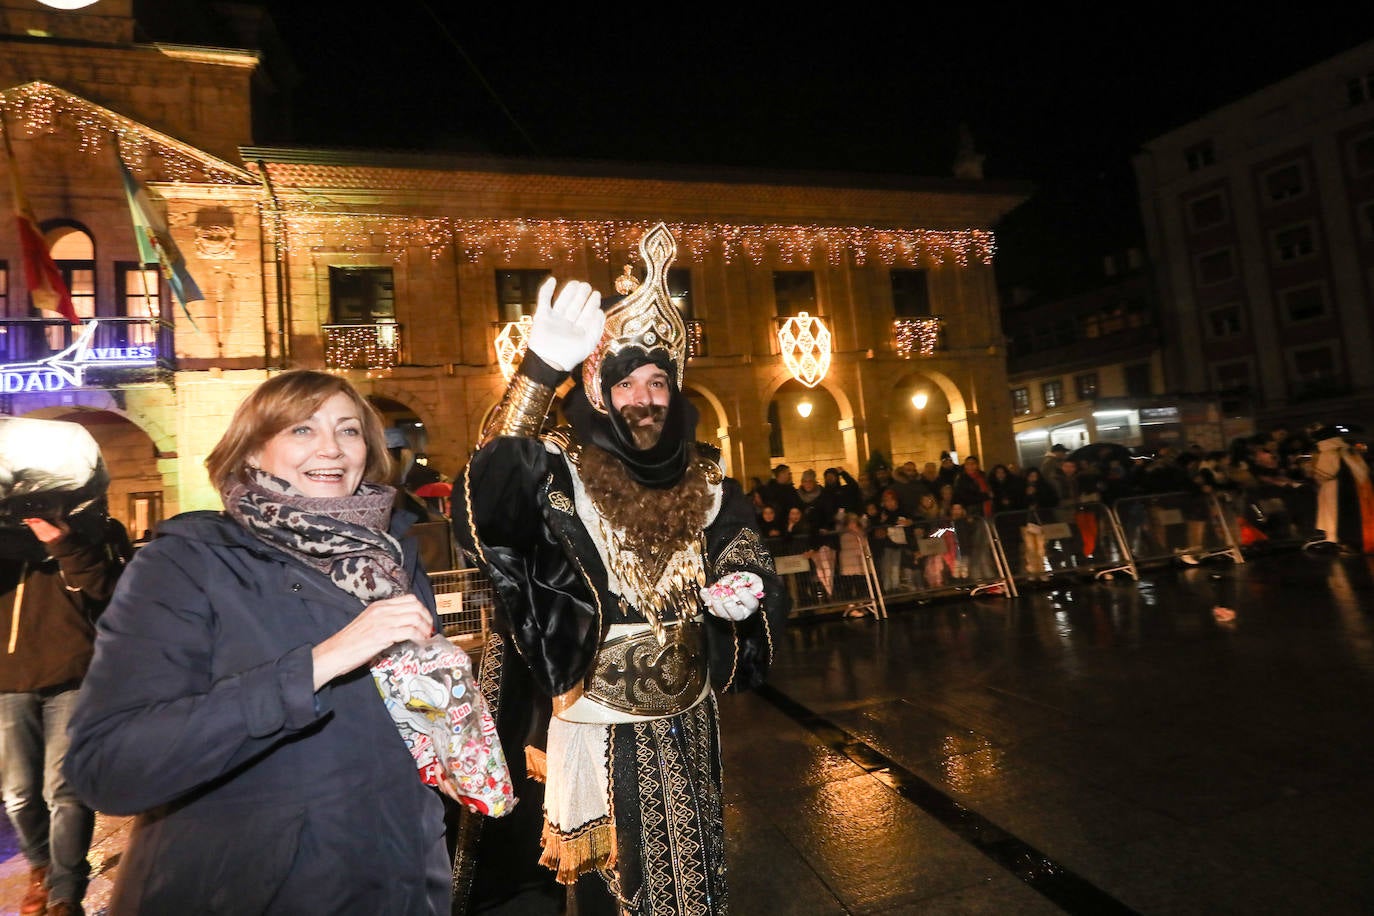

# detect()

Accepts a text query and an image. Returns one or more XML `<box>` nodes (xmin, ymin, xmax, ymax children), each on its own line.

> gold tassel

<box><xmin>539</xmin><ymin>817</ymin><xmax>617</xmax><ymax>885</ymax></box>
<box><xmin>525</xmin><ymin>745</ymin><xmax>548</xmax><ymax>783</ymax></box>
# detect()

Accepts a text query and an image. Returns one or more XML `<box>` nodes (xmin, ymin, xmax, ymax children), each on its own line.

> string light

<box><xmin>778</xmin><ymin>312</ymin><xmax>832</xmax><ymax>388</ymax></box>
<box><xmin>323</xmin><ymin>324</ymin><xmax>400</xmax><ymax>370</ymax></box>
<box><xmin>894</xmin><ymin>318</ymin><xmax>943</xmax><ymax>357</ymax></box>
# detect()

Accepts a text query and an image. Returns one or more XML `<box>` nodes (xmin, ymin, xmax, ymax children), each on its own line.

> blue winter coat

<box><xmin>64</xmin><ymin>510</ymin><xmax>450</xmax><ymax>915</ymax></box>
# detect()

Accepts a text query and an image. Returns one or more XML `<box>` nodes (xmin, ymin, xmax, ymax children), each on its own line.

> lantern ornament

<box><xmin>494</xmin><ymin>315</ymin><xmax>533</xmax><ymax>381</ymax></box>
<box><xmin>777</xmin><ymin>311</ymin><xmax>832</xmax><ymax>388</ymax></box>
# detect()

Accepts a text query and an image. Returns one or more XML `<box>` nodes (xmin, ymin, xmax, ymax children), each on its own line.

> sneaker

<box><xmin>21</xmin><ymin>867</ymin><xmax>47</xmax><ymax>916</ymax></box>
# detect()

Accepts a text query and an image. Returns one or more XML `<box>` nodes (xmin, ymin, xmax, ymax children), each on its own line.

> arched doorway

<box><xmin>888</xmin><ymin>373</ymin><xmax>956</xmax><ymax>469</ymax></box>
<box><xmin>767</xmin><ymin>380</ymin><xmax>845</xmax><ymax>474</ymax></box>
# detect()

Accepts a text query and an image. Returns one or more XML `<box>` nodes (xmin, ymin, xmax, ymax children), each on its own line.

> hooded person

<box><xmin>1311</xmin><ymin>424</ymin><xmax>1374</xmax><ymax>553</ymax></box>
<box><xmin>454</xmin><ymin>223</ymin><xmax>788</xmax><ymax>915</ymax></box>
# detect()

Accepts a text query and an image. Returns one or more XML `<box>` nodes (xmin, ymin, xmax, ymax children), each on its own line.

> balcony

<box><xmin>893</xmin><ymin>317</ymin><xmax>945</xmax><ymax>357</ymax></box>
<box><xmin>324</xmin><ymin>321</ymin><xmax>401</xmax><ymax>370</ymax></box>
<box><xmin>0</xmin><ymin>317</ymin><xmax>173</xmax><ymax>389</ymax></box>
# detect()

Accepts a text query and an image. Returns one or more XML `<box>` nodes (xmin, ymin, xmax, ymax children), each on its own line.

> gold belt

<box><xmin>583</xmin><ymin>620</ymin><xmax>708</xmax><ymax>717</ymax></box>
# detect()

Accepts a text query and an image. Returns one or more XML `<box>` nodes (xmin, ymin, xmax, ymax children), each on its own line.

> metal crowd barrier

<box><xmin>430</xmin><ymin>568</ymin><xmax>496</xmax><ymax>651</ymax></box>
<box><xmin>1110</xmin><ymin>491</ymin><xmax>1243</xmax><ymax>568</ymax></box>
<box><xmin>763</xmin><ymin>530</ymin><xmax>887</xmax><ymax>620</ymax></box>
<box><xmin>1210</xmin><ymin>487</ymin><xmax>1324</xmax><ymax>552</ymax></box>
<box><xmin>990</xmin><ymin>501</ymin><xmax>1136</xmax><ymax>585</ymax></box>
<box><xmin>857</xmin><ymin>515</ymin><xmax>1014</xmax><ymax>601</ymax></box>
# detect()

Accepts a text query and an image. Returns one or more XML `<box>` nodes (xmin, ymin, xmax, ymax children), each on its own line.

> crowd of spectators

<box><xmin>748</xmin><ymin>422</ymin><xmax>1365</xmax><ymax>602</ymax></box>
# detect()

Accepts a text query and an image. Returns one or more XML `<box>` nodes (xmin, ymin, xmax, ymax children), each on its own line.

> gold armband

<box><xmin>479</xmin><ymin>372</ymin><xmax>557</xmax><ymax>446</ymax></box>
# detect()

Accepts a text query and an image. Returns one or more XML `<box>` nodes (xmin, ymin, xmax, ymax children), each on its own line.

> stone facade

<box><xmin>0</xmin><ymin>2</ymin><xmax>1026</xmax><ymax>538</ymax></box>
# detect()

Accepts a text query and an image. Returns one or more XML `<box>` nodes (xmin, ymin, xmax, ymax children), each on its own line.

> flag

<box><xmin>2</xmin><ymin>124</ymin><xmax>79</xmax><ymax>324</ymax></box>
<box><xmin>117</xmin><ymin>154</ymin><xmax>204</xmax><ymax>322</ymax></box>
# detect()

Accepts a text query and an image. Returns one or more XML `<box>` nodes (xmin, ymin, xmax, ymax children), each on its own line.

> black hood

<box><xmin>564</xmin><ymin>347</ymin><xmax>698</xmax><ymax>489</ymax></box>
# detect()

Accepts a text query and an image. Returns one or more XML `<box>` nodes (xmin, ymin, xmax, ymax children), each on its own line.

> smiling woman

<box><xmin>62</xmin><ymin>369</ymin><xmax>458</xmax><ymax>914</ymax></box>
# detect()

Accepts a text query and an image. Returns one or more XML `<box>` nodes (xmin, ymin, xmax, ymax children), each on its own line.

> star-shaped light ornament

<box><xmin>494</xmin><ymin>315</ymin><xmax>533</xmax><ymax>381</ymax></box>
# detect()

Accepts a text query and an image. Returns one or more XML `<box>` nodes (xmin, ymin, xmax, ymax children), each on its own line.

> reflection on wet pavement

<box><xmin>6</xmin><ymin>552</ymin><xmax>1374</xmax><ymax>913</ymax></box>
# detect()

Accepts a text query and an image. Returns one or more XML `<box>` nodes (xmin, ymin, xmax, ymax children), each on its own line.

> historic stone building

<box><xmin>0</xmin><ymin>0</ymin><xmax>1025</xmax><ymax>536</ymax></box>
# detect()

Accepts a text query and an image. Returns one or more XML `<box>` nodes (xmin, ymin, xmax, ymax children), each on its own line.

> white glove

<box><xmin>525</xmin><ymin>277</ymin><xmax>605</xmax><ymax>372</ymax></box>
<box><xmin>700</xmin><ymin>571</ymin><xmax>765</xmax><ymax>622</ymax></box>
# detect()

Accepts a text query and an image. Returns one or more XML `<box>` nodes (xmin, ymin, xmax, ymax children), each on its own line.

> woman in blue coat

<box><xmin>64</xmin><ymin>370</ymin><xmax>452</xmax><ymax>914</ymax></box>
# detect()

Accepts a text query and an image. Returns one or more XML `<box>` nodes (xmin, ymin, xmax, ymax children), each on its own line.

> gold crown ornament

<box><xmin>582</xmin><ymin>223</ymin><xmax>687</xmax><ymax>414</ymax></box>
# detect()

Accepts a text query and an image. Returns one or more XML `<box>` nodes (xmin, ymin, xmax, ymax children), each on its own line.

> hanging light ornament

<box><xmin>493</xmin><ymin>315</ymin><xmax>533</xmax><ymax>381</ymax></box>
<box><xmin>777</xmin><ymin>311</ymin><xmax>832</xmax><ymax>388</ymax></box>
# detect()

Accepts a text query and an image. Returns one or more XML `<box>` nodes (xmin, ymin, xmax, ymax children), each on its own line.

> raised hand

<box><xmin>525</xmin><ymin>276</ymin><xmax>605</xmax><ymax>372</ymax></box>
<box><xmin>700</xmin><ymin>571</ymin><xmax>765</xmax><ymax>622</ymax></box>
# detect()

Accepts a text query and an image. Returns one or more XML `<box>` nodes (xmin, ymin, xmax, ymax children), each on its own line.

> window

<box><xmin>890</xmin><ymin>269</ymin><xmax>931</xmax><ymax>318</ymax></box>
<box><xmin>1353</xmin><ymin>132</ymin><xmax>1374</xmax><ymax>176</ymax></box>
<box><xmin>0</xmin><ymin>260</ymin><xmax>7</xmax><ymax>317</ymax></box>
<box><xmin>1289</xmin><ymin>343</ymin><xmax>1338</xmax><ymax>383</ymax></box>
<box><xmin>1188</xmin><ymin>192</ymin><xmax>1228</xmax><ymax>230</ymax></box>
<box><xmin>1185</xmin><ymin>140</ymin><xmax>1215</xmax><ymax>171</ymax></box>
<box><xmin>667</xmin><ymin>267</ymin><xmax>693</xmax><ymax>319</ymax></box>
<box><xmin>494</xmin><ymin>269</ymin><xmax>549</xmax><ymax>323</ymax></box>
<box><xmin>1213</xmin><ymin>359</ymin><xmax>1253</xmax><ymax>392</ymax></box>
<box><xmin>1196</xmin><ymin>248</ymin><xmax>1236</xmax><ymax>286</ymax></box>
<box><xmin>1280</xmin><ymin>283</ymin><xmax>1328</xmax><ymax>323</ymax></box>
<box><xmin>117</xmin><ymin>263</ymin><xmax>161</xmax><ymax>346</ymax></box>
<box><xmin>1074</xmin><ymin>372</ymin><xmax>1098</xmax><ymax>400</ymax></box>
<box><xmin>772</xmin><ymin>271</ymin><xmax>816</xmax><ymax>316</ymax></box>
<box><xmin>1263</xmin><ymin>162</ymin><xmax>1306</xmax><ymax>203</ymax></box>
<box><xmin>766</xmin><ymin>401</ymin><xmax>784</xmax><ymax>458</ymax></box>
<box><xmin>1348</xmin><ymin>70</ymin><xmax>1374</xmax><ymax>106</ymax></box>
<box><xmin>1124</xmin><ymin>363</ymin><xmax>1152</xmax><ymax>398</ymax></box>
<box><xmin>1011</xmin><ymin>387</ymin><xmax>1031</xmax><ymax>416</ymax></box>
<box><xmin>1204</xmin><ymin>304</ymin><xmax>1244</xmax><ymax>339</ymax></box>
<box><xmin>1041</xmin><ymin>379</ymin><xmax>1063</xmax><ymax>409</ymax></box>
<box><xmin>330</xmin><ymin>266</ymin><xmax>395</xmax><ymax>323</ymax></box>
<box><xmin>48</xmin><ymin>228</ymin><xmax>95</xmax><ymax>320</ymax></box>
<box><xmin>1272</xmin><ymin>223</ymin><xmax>1316</xmax><ymax>262</ymax></box>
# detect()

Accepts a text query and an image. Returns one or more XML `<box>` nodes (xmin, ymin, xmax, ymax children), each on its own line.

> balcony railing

<box><xmin>893</xmin><ymin>317</ymin><xmax>945</xmax><ymax>357</ymax></box>
<box><xmin>0</xmin><ymin>317</ymin><xmax>173</xmax><ymax>381</ymax></box>
<box><xmin>324</xmin><ymin>321</ymin><xmax>401</xmax><ymax>370</ymax></box>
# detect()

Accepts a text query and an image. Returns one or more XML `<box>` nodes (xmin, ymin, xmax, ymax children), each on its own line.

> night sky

<box><xmin>252</xmin><ymin>3</ymin><xmax>1374</xmax><ymax>293</ymax></box>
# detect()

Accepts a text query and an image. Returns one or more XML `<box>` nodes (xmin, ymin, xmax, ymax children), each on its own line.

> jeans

<box><xmin>0</xmin><ymin>686</ymin><xmax>95</xmax><ymax>905</ymax></box>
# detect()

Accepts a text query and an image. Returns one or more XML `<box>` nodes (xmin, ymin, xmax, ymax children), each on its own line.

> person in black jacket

<box><xmin>65</xmin><ymin>370</ymin><xmax>454</xmax><ymax>914</ymax></box>
<box><xmin>1</xmin><ymin>506</ymin><xmax>127</xmax><ymax>916</ymax></box>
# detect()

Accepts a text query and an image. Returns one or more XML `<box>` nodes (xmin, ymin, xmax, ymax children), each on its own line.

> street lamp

<box><xmin>36</xmin><ymin>1</ymin><xmax>100</xmax><ymax>8</ymax></box>
<box><xmin>911</xmin><ymin>391</ymin><xmax>928</xmax><ymax>410</ymax></box>
<box><xmin>796</xmin><ymin>399</ymin><xmax>813</xmax><ymax>418</ymax></box>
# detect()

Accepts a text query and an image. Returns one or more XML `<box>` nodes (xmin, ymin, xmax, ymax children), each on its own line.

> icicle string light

<box><xmin>274</xmin><ymin>213</ymin><xmax>996</xmax><ymax>267</ymax></box>
<box><xmin>893</xmin><ymin>318</ymin><xmax>944</xmax><ymax>357</ymax></box>
<box><xmin>0</xmin><ymin>82</ymin><xmax>253</xmax><ymax>185</ymax></box>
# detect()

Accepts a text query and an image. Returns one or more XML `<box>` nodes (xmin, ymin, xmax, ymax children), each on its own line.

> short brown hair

<box><xmin>205</xmin><ymin>370</ymin><xmax>391</xmax><ymax>493</ymax></box>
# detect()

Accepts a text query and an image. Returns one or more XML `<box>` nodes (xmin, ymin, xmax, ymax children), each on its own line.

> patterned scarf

<box><xmin>222</xmin><ymin>468</ymin><xmax>407</xmax><ymax>602</ymax></box>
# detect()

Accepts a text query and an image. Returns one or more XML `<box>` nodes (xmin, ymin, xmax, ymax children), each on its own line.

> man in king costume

<box><xmin>455</xmin><ymin>224</ymin><xmax>788</xmax><ymax>914</ymax></box>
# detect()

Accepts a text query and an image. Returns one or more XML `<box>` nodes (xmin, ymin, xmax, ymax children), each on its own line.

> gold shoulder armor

<box><xmin>540</xmin><ymin>425</ymin><xmax>583</xmax><ymax>466</ymax></box>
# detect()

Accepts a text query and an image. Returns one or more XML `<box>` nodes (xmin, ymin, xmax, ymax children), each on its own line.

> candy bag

<box><xmin>371</xmin><ymin>634</ymin><xmax>516</xmax><ymax>817</ymax></box>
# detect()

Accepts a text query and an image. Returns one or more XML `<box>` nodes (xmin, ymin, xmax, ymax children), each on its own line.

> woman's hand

<box><xmin>22</xmin><ymin>517</ymin><xmax>69</xmax><ymax>543</ymax></box>
<box><xmin>312</xmin><ymin>594</ymin><xmax>435</xmax><ymax>690</ymax></box>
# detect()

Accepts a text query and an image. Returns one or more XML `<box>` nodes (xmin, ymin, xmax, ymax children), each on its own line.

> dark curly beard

<box><xmin>577</xmin><ymin>443</ymin><xmax>712</xmax><ymax>558</ymax></box>
<box><xmin>620</xmin><ymin>404</ymin><xmax>667</xmax><ymax>449</ymax></box>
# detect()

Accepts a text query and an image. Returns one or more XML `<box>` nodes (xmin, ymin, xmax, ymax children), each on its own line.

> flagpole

<box><xmin>113</xmin><ymin>138</ymin><xmax>159</xmax><ymax>342</ymax></box>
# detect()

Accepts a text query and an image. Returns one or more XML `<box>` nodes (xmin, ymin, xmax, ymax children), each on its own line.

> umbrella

<box><xmin>1067</xmin><ymin>442</ymin><xmax>1134</xmax><ymax>471</ymax></box>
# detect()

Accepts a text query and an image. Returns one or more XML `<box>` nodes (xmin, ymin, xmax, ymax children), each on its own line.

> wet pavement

<box><xmin>6</xmin><ymin>548</ymin><xmax>1374</xmax><ymax>914</ymax></box>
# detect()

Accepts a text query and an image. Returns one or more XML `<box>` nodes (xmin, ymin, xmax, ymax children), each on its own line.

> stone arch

<box><xmin>765</xmin><ymin>379</ymin><xmax>847</xmax><ymax>476</ymax></box>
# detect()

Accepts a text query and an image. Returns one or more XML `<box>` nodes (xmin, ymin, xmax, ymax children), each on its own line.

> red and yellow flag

<box><xmin>2</xmin><ymin>123</ymin><xmax>78</xmax><ymax>324</ymax></box>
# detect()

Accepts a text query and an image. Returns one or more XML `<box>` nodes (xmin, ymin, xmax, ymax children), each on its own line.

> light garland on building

<box><xmin>893</xmin><ymin>317</ymin><xmax>943</xmax><ymax>357</ymax></box>
<box><xmin>0</xmin><ymin>82</ymin><xmax>252</xmax><ymax>185</ymax></box>
<box><xmin>322</xmin><ymin>324</ymin><xmax>400</xmax><ymax>370</ymax></box>
<box><xmin>778</xmin><ymin>312</ymin><xmax>832</xmax><ymax>388</ymax></box>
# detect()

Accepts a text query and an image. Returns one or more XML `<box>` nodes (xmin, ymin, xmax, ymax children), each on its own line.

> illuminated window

<box><xmin>890</xmin><ymin>269</ymin><xmax>931</xmax><ymax>318</ymax></box>
<box><xmin>330</xmin><ymin>266</ymin><xmax>394</xmax><ymax>324</ymax></box>
<box><xmin>1263</xmin><ymin>162</ymin><xmax>1306</xmax><ymax>203</ymax></box>
<box><xmin>0</xmin><ymin>260</ymin><xmax>7</xmax><ymax>316</ymax></box>
<box><xmin>117</xmin><ymin>263</ymin><xmax>161</xmax><ymax>347</ymax></box>
<box><xmin>1041</xmin><ymin>379</ymin><xmax>1063</xmax><ymax>409</ymax></box>
<box><xmin>772</xmin><ymin>270</ymin><xmax>816</xmax><ymax>316</ymax></box>
<box><xmin>1074</xmin><ymin>372</ymin><xmax>1098</xmax><ymax>400</ymax></box>
<box><xmin>48</xmin><ymin>226</ymin><xmax>95</xmax><ymax>319</ymax></box>
<box><xmin>667</xmin><ymin>267</ymin><xmax>693</xmax><ymax>319</ymax></box>
<box><xmin>1011</xmin><ymin>387</ymin><xmax>1031</xmax><ymax>416</ymax></box>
